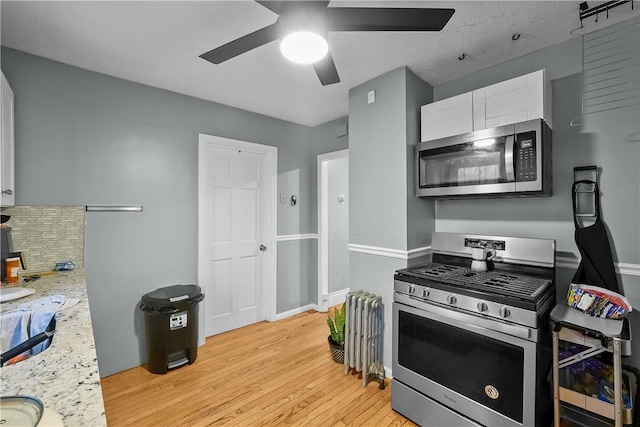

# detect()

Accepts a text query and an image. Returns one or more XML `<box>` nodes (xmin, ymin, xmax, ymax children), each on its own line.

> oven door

<box><xmin>393</xmin><ymin>293</ymin><xmax>538</xmax><ymax>427</ymax></box>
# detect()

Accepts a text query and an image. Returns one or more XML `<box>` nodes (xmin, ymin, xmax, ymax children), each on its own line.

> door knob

<box><xmin>259</xmin><ymin>245</ymin><xmax>267</xmax><ymax>252</ymax></box>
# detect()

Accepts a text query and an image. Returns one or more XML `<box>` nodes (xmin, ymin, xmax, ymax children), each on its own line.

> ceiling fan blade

<box><xmin>326</xmin><ymin>7</ymin><xmax>455</xmax><ymax>32</ymax></box>
<box><xmin>255</xmin><ymin>1</ymin><xmax>289</xmax><ymax>14</ymax></box>
<box><xmin>313</xmin><ymin>52</ymin><xmax>340</xmax><ymax>86</ymax></box>
<box><xmin>200</xmin><ymin>22</ymin><xmax>280</xmax><ymax>65</ymax></box>
<box><xmin>256</xmin><ymin>1</ymin><xmax>330</xmax><ymax>15</ymax></box>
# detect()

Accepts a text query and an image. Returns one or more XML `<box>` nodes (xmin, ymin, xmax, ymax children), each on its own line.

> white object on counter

<box><xmin>40</xmin><ymin>407</ymin><xmax>65</xmax><ymax>426</ymax></box>
<box><xmin>0</xmin><ymin>287</ymin><xmax>36</xmax><ymax>303</ymax></box>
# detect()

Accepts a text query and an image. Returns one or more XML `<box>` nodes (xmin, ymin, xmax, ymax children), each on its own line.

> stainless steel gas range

<box><xmin>392</xmin><ymin>232</ymin><xmax>556</xmax><ymax>427</ymax></box>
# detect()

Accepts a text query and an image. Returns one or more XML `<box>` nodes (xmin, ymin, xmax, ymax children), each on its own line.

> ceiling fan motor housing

<box><xmin>277</xmin><ymin>1</ymin><xmax>329</xmax><ymax>38</ymax></box>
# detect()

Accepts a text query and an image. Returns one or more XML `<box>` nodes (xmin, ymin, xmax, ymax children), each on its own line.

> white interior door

<box><xmin>199</xmin><ymin>135</ymin><xmax>277</xmax><ymax>337</ymax></box>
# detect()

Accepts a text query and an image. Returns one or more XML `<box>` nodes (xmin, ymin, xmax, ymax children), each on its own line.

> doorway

<box><xmin>317</xmin><ymin>149</ymin><xmax>349</xmax><ymax>312</ymax></box>
<box><xmin>198</xmin><ymin>134</ymin><xmax>277</xmax><ymax>338</ymax></box>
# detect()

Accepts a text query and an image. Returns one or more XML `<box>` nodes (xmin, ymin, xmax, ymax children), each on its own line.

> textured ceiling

<box><xmin>1</xmin><ymin>1</ymin><xmax>638</xmax><ymax>127</ymax></box>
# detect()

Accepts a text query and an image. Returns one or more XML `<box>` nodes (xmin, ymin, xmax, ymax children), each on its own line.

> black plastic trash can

<box><xmin>139</xmin><ymin>284</ymin><xmax>205</xmax><ymax>374</ymax></box>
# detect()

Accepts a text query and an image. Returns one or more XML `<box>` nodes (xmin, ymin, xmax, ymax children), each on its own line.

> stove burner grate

<box><xmin>453</xmin><ymin>272</ymin><xmax>551</xmax><ymax>301</ymax></box>
<box><xmin>398</xmin><ymin>262</ymin><xmax>552</xmax><ymax>302</ymax></box>
<box><xmin>400</xmin><ymin>263</ymin><xmax>466</xmax><ymax>278</ymax></box>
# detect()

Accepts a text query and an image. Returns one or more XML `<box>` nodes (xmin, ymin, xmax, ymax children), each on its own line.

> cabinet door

<box><xmin>1</xmin><ymin>71</ymin><xmax>15</xmax><ymax>207</ymax></box>
<box><xmin>420</xmin><ymin>92</ymin><xmax>473</xmax><ymax>141</ymax></box>
<box><xmin>473</xmin><ymin>70</ymin><xmax>547</xmax><ymax>130</ymax></box>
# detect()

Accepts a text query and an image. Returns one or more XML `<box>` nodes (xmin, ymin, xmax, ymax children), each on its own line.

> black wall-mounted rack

<box><xmin>579</xmin><ymin>1</ymin><xmax>634</xmax><ymax>26</ymax></box>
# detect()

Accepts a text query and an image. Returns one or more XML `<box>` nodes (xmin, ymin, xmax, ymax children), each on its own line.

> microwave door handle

<box><xmin>505</xmin><ymin>135</ymin><xmax>515</xmax><ymax>182</ymax></box>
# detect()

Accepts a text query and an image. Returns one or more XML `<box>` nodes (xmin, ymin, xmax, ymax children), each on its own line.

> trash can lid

<box><xmin>142</xmin><ymin>284</ymin><xmax>202</xmax><ymax>305</ymax></box>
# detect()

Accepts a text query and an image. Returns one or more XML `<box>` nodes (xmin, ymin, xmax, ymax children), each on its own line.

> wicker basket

<box><xmin>328</xmin><ymin>336</ymin><xmax>344</xmax><ymax>364</ymax></box>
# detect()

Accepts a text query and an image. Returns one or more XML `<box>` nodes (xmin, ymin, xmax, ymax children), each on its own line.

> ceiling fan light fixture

<box><xmin>280</xmin><ymin>31</ymin><xmax>328</xmax><ymax>64</ymax></box>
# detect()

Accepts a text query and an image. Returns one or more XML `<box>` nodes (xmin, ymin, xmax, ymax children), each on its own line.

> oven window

<box><xmin>398</xmin><ymin>310</ymin><xmax>524</xmax><ymax>423</ymax></box>
<box><xmin>419</xmin><ymin>139</ymin><xmax>508</xmax><ymax>188</ymax></box>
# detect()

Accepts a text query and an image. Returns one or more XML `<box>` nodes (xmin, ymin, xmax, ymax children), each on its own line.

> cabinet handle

<box><xmin>1</xmin><ymin>189</ymin><xmax>13</xmax><ymax>196</ymax></box>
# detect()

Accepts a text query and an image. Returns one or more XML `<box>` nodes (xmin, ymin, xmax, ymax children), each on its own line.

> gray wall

<box><xmin>276</xmin><ymin>116</ymin><xmax>349</xmax><ymax>312</ymax></box>
<box><xmin>275</xmin><ymin>131</ymin><xmax>315</xmax><ymax>314</ymax></box>
<box><xmin>1</xmin><ymin>46</ymin><xmax>318</xmax><ymax>376</ymax></box>
<box><xmin>350</xmin><ymin>68</ymin><xmax>410</xmax><ymax>250</ymax></box>
<box><xmin>432</xmin><ymin>21</ymin><xmax>640</xmax><ymax>364</ymax></box>
<box><xmin>276</xmin><ymin>239</ymin><xmax>316</xmax><ymax>313</ymax></box>
<box><xmin>349</xmin><ymin>67</ymin><xmax>435</xmax><ymax>368</ymax></box>
<box><xmin>405</xmin><ymin>69</ymin><xmax>436</xmax><ymax>250</ymax></box>
<box><xmin>309</xmin><ymin>116</ymin><xmax>350</xmax><ymax>233</ymax></box>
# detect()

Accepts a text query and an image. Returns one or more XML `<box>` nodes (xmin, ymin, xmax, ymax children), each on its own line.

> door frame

<box><xmin>316</xmin><ymin>149</ymin><xmax>349</xmax><ymax>312</ymax></box>
<box><xmin>198</xmin><ymin>134</ymin><xmax>278</xmax><ymax>344</ymax></box>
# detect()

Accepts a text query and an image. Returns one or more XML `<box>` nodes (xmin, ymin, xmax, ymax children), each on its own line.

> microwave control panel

<box><xmin>515</xmin><ymin>131</ymin><xmax>537</xmax><ymax>182</ymax></box>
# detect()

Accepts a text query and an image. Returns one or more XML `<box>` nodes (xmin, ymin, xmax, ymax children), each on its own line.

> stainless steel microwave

<box><xmin>416</xmin><ymin>119</ymin><xmax>552</xmax><ymax>198</ymax></box>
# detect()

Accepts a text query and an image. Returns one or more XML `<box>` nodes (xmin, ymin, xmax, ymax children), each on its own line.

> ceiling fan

<box><xmin>199</xmin><ymin>1</ymin><xmax>455</xmax><ymax>86</ymax></box>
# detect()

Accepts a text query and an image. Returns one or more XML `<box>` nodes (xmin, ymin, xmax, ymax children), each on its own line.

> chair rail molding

<box><xmin>276</xmin><ymin>233</ymin><xmax>318</xmax><ymax>242</ymax></box>
<box><xmin>347</xmin><ymin>244</ymin><xmax>431</xmax><ymax>260</ymax></box>
<box><xmin>555</xmin><ymin>255</ymin><xmax>639</xmax><ymax>276</ymax></box>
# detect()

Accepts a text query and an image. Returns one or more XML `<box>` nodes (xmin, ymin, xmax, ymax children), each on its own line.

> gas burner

<box><xmin>459</xmin><ymin>271</ymin><xmax>487</xmax><ymax>278</ymax></box>
<box><xmin>403</xmin><ymin>263</ymin><xmax>465</xmax><ymax>278</ymax></box>
<box><xmin>401</xmin><ymin>263</ymin><xmax>492</xmax><ymax>283</ymax></box>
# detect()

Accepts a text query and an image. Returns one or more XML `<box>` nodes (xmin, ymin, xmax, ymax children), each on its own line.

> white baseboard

<box><xmin>316</xmin><ymin>288</ymin><xmax>350</xmax><ymax>312</ymax></box>
<box><xmin>384</xmin><ymin>365</ymin><xmax>393</xmax><ymax>380</ymax></box>
<box><xmin>327</xmin><ymin>288</ymin><xmax>350</xmax><ymax>307</ymax></box>
<box><xmin>275</xmin><ymin>304</ymin><xmax>314</xmax><ymax>321</ymax></box>
<box><xmin>276</xmin><ymin>293</ymin><xmax>349</xmax><ymax>320</ymax></box>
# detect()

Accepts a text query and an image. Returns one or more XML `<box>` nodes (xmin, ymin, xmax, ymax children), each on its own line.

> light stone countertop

<box><xmin>0</xmin><ymin>269</ymin><xmax>107</xmax><ymax>426</ymax></box>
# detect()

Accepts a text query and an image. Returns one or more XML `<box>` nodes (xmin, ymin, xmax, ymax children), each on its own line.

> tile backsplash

<box><xmin>1</xmin><ymin>206</ymin><xmax>85</xmax><ymax>273</ymax></box>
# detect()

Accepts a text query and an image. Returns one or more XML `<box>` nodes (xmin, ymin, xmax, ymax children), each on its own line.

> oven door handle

<box><xmin>505</xmin><ymin>134</ymin><xmax>515</xmax><ymax>182</ymax></box>
<box><xmin>396</xmin><ymin>293</ymin><xmax>532</xmax><ymax>341</ymax></box>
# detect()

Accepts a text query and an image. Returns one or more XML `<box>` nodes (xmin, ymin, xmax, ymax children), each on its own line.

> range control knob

<box><xmin>499</xmin><ymin>307</ymin><xmax>511</xmax><ymax>318</ymax></box>
<box><xmin>477</xmin><ymin>302</ymin><xmax>488</xmax><ymax>313</ymax></box>
<box><xmin>447</xmin><ymin>295</ymin><xmax>457</xmax><ymax>305</ymax></box>
<box><xmin>408</xmin><ymin>285</ymin><xmax>416</xmax><ymax>294</ymax></box>
<box><xmin>421</xmin><ymin>288</ymin><xmax>430</xmax><ymax>298</ymax></box>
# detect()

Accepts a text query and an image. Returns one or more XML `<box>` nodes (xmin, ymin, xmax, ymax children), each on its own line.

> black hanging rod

<box><xmin>580</xmin><ymin>0</ymin><xmax>633</xmax><ymax>23</ymax></box>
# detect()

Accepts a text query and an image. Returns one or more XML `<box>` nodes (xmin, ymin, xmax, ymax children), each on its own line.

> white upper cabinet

<box><xmin>1</xmin><ymin>71</ymin><xmax>15</xmax><ymax>207</ymax></box>
<box><xmin>473</xmin><ymin>69</ymin><xmax>552</xmax><ymax>130</ymax></box>
<box><xmin>420</xmin><ymin>92</ymin><xmax>473</xmax><ymax>142</ymax></box>
<box><xmin>420</xmin><ymin>70</ymin><xmax>551</xmax><ymax>142</ymax></box>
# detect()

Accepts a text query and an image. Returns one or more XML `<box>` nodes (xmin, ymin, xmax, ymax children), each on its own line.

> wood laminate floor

<box><xmin>101</xmin><ymin>308</ymin><xmax>416</xmax><ymax>426</ymax></box>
